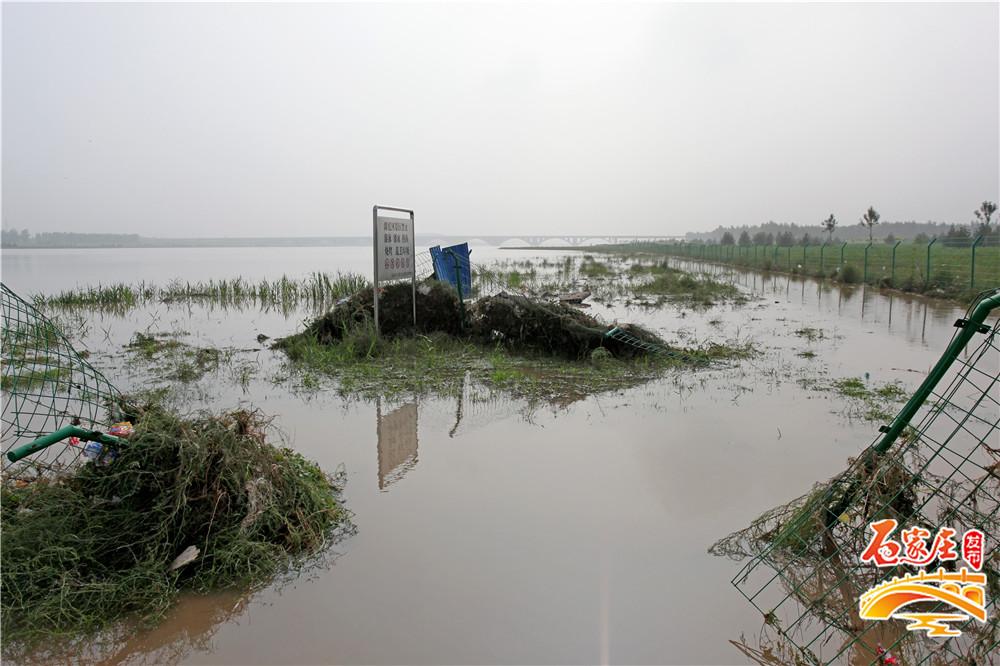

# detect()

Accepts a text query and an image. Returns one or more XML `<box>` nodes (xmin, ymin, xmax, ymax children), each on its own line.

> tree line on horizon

<box><xmin>686</xmin><ymin>201</ymin><xmax>998</xmax><ymax>247</ymax></box>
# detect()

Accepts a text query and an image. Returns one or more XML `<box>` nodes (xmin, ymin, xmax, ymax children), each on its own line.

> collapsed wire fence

<box><xmin>2</xmin><ymin>283</ymin><xmax>123</xmax><ymax>475</ymax></box>
<box><xmin>712</xmin><ymin>288</ymin><xmax>1000</xmax><ymax>664</ymax></box>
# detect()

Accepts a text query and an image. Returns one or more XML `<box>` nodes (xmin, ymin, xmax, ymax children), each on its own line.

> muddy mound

<box><xmin>280</xmin><ymin>280</ymin><xmax>671</xmax><ymax>361</ymax></box>
<box><xmin>287</xmin><ymin>281</ymin><xmax>464</xmax><ymax>344</ymax></box>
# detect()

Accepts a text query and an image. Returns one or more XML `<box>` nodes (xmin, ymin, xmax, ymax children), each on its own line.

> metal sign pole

<box><xmin>410</xmin><ymin>210</ymin><xmax>416</xmax><ymax>328</ymax></box>
<box><xmin>372</xmin><ymin>206</ymin><xmax>380</xmax><ymax>335</ymax></box>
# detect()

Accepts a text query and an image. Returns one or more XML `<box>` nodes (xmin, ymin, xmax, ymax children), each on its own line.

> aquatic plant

<box><xmin>33</xmin><ymin>272</ymin><xmax>369</xmax><ymax>313</ymax></box>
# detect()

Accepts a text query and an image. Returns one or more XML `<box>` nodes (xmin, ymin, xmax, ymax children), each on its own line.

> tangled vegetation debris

<box><xmin>273</xmin><ymin>280</ymin><xmax>755</xmax><ymax>401</ymax></box>
<box><xmin>278</xmin><ymin>280</ymin><xmax>675</xmax><ymax>360</ymax></box>
<box><xmin>0</xmin><ymin>400</ymin><xmax>352</xmax><ymax>654</ymax></box>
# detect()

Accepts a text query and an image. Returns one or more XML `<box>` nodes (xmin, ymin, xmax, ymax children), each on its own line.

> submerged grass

<box><xmin>276</xmin><ymin>327</ymin><xmax>755</xmax><ymax>403</ymax></box>
<box><xmin>124</xmin><ymin>333</ymin><xmax>228</xmax><ymax>384</ymax></box>
<box><xmin>33</xmin><ymin>272</ymin><xmax>369</xmax><ymax>313</ymax></box>
<box><xmin>631</xmin><ymin>262</ymin><xmax>746</xmax><ymax>307</ymax></box>
<box><xmin>0</xmin><ymin>400</ymin><xmax>352</xmax><ymax>655</ymax></box>
<box><xmin>271</xmin><ymin>278</ymin><xmax>756</xmax><ymax>402</ymax></box>
<box><xmin>799</xmin><ymin>375</ymin><xmax>910</xmax><ymax>422</ymax></box>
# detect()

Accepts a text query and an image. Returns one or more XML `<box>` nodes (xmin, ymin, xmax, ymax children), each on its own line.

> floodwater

<box><xmin>0</xmin><ymin>246</ymin><xmax>975</xmax><ymax>665</ymax></box>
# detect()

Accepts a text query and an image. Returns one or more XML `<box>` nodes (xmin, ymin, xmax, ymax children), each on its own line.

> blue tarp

<box><xmin>430</xmin><ymin>243</ymin><xmax>472</xmax><ymax>296</ymax></box>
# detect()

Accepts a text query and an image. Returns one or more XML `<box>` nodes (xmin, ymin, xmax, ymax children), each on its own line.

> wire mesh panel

<box><xmin>714</xmin><ymin>290</ymin><xmax>1000</xmax><ymax>664</ymax></box>
<box><xmin>1</xmin><ymin>283</ymin><xmax>122</xmax><ymax>473</ymax></box>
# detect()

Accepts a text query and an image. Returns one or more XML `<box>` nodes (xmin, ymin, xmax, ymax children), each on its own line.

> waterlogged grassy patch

<box><xmin>800</xmin><ymin>375</ymin><xmax>910</xmax><ymax>422</ymax></box>
<box><xmin>0</xmin><ymin>366</ymin><xmax>70</xmax><ymax>391</ymax></box>
<box><xmin>579</xmin><ymin>256</ymin><xmax>614</xmax><ymax>278</ymax></box>
<box><xmin>793</xmin><ymin>327</ymin><xmax>825</xmax><ymax>342</ymax></box>
<box><xmin>633</xmin><ymin>264</ymin><xmax>746</xmax><ymax>307</ymax></box>
<box><xmin>34</xmin><ymin>272</ymin><xmax>368</xmax><ymax>313</ymax></box>
<box><xmin>274</xmin><ymin>331</ymin><xmax>752</xmax><ymax>403</ymax></box>
<box><xmin>125</xmin><ymin>332</ymin><xmax>243</xmax><ymax>384</ymax></box>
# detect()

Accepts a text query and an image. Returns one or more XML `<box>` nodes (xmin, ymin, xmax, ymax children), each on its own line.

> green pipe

<box><xmin>874</xmin><ymin>291</ymin><xmax>1000</xmax><ymax>454</ymax></box>
<box><xmin>7</xmin><ymin>425</ymin><xmax>126</xmax><ymax>463</ymax></box>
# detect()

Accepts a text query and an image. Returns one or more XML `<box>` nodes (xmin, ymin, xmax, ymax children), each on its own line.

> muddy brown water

<box><xmin>0</xmin><ymin>247</ymin><xmax>979</xmax><ymax>664</ymax></box>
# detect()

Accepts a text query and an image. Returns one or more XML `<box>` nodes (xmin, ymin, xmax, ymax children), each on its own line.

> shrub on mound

<box><xmin>0</xmin><ymin>402</ymin><xmax>351</xmax><ymax>651</ymax></box>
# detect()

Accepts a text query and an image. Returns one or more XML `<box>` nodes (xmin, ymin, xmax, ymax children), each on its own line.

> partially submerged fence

<box><xmin>626</xmin><ymin>237</ymin><xmax>1000</xmax><ymax>295</ymax></box>
<box><xmin>714</xmin><ymin>289</ymin><xmax>1000</xmax><ymax>664</ymax></box>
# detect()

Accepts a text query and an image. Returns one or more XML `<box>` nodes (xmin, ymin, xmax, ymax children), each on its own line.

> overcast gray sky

<box><xmin>2</xmin><ymin>2</ymin><xmax>998</xmax><ymax>237</ymax></box>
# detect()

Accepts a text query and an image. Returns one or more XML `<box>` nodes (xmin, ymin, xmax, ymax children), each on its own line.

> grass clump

<box><xmin>633</xmin><ymin>265</ymin><xmax>746</xmax><ymax>307</ymax></box>
<box><xmin>835</xmin><ymin>264</ymin><xmax>861</xmax><ymax>284</ymax></box>
<box><xmin>0</xmin><ymin>366</ymin><xmax>70</xmax><ymax>391</ymax></box>
<box><xmin>124</xmin><ymin>332</ymin><xmax>243</xmax><ymax>384</ymax></box>
<box><xmin>0</xmin><ymin>401</ymin><xmax>352</xmax><ymax>654</ymax></box>
<box><xmin>579</xmin><ymin>256</ymin><xmax>613</xmax><ymax>278</ymax></box>
<box><xmin>798</xmin><ymin>375</ymin><xmax>910</xmax><ymax>422</ymax></box>
<box><xmin>793</xmin><ymin>326</ymin><xmax>826</xmax><ymax>342</ymax></box>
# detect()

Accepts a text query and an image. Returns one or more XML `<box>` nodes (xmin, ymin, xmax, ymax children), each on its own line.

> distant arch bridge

<box><xmin>416</xmin><ymin>235</ymin><xmax>680</xmax><ymax>247</ymax></box>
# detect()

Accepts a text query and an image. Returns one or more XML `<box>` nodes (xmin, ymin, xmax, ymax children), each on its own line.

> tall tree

<box><xmin>822</xmin><ymin>214</ymin><xmax>837</xmax><ymax>242</ymax></box>
<box><xmin>973</xmin><ymin>200</ymin><xmax>997</xmax><ymax>234</ymax></box>
<box><xmin>738</xmin><ymin>230</ymin><xmax>751</xmax><ymax>246</ymax></box>
<box><xmin>859</xmin><ymin>206</ymin><xmax>880</xmax><ymax>243</ymax></box>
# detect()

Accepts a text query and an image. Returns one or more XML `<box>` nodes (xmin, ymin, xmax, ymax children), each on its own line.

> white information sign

<box><xmin>375</xmin><ymin>216</ymin><xmax>415</xmax><ymax>283</ymax></box>
<box><xmin>372</xmin><ymin>205</ymin><xmax>416</xmax><ymax>333</ymax></box>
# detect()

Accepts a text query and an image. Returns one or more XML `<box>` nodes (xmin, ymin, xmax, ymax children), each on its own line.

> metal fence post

<box><xmin>890</xmin><ymin>239</ymin><xmax>901</xmax><ymax>286</ymax></box>
<box><xmin>840</xmin><ymin>242</ymin><xmax>847</xmax><ymax>269</ymax></box>
<box><xmin>863</xmin><ymin>242</ymin><xmax>872</xmax><ymax>284</ymax></box>
<box><xmin>820</xmin><ymin>241</ymin><xmax>827</xmax><ymax>274</ymax></box>
<box><xmin>971</xmin><ymin>235</ymin><xmax>983</xmax><ymax>289</ymax></box>
<box><xmin>926</xmin><ymin>238</ymin><xmax>937</xmax><ymax>288</ymax></box>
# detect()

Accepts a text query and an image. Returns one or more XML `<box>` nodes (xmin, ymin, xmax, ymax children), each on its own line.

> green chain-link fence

<box><xmin>619</xmin><ymin>237</ymin><xmax>1000</xmax><ymax>298</ymax></box>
